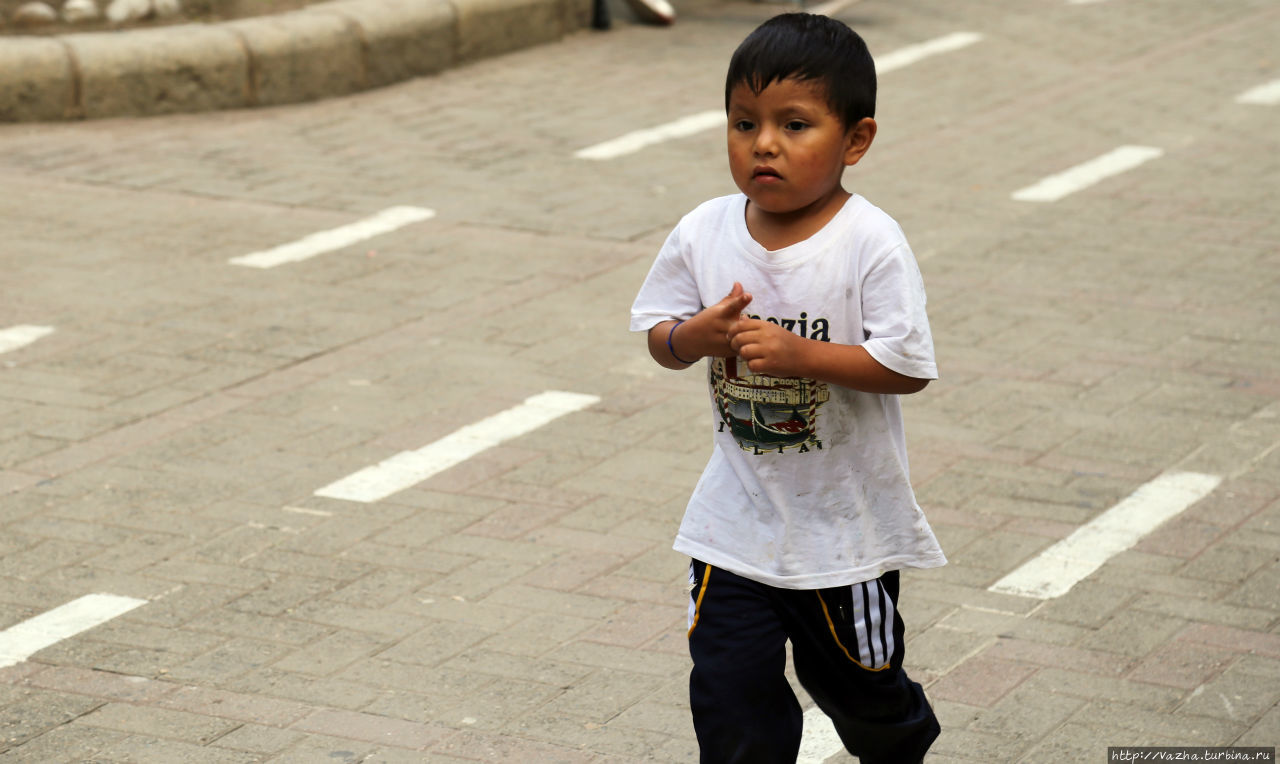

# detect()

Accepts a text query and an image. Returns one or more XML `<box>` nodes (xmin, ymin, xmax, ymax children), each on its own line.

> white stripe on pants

<box><xmin>848</xmin><ymin>580</ymin><xmax>895</xmax><ymax>669</ymax></box>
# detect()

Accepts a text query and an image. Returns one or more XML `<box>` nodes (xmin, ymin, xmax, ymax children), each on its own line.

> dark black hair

<box><xmin>724</xmin><ymin>13</ymin><xmax>876</xmax><ymax>127</ymax></box>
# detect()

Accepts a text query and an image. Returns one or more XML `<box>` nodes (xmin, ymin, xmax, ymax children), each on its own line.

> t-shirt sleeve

<box><xmin>629</xmin><ymin>222</ymin><xmax>703</xmax><ymax>333</ymax></box>
<box><xmin>860</xmin><ymin>243</ymin><xmax>938</xmax><ymax>380</ymax></box>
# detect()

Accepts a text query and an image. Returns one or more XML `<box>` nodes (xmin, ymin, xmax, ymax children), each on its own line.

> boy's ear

<box><xmin>843</xmin><ymin>117</ymin><xmax>877</xmax><ymax>166</ymax></box>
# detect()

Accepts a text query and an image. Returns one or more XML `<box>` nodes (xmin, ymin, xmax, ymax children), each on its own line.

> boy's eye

<box><xmin>734</xmin><ymin>120</ymin><xmax>755</xmax><ymax>131</ymax></box>
<box><xmin>785</xmin><ymin>120</ymin><xmax>808</xmax><ymax>131</ymax></box>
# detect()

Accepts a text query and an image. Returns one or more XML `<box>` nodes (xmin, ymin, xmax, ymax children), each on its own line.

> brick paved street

<box><xmin>1</xmin><ymin>0</ymin><xmax>1277</xmax><ymax>761</ymax></box>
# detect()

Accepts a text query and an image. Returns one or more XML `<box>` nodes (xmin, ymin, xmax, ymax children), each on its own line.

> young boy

<box><xmin>629</xmin><ymin>13</ymin><xmax>944</xmax><ymax>763</ymax></box>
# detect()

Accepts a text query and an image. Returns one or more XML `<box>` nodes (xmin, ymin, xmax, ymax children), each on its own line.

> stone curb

<box><xmin>0</xmin><ymin>0</ymin><xmax>591</xmax><ymax>121</ymax></box>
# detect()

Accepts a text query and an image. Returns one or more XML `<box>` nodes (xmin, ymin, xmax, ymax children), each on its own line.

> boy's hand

<box><xmin>727</xmin><ymin>317</ymin><xmax>806</xmax><ymax>377</ymax></box>
<box><xmin>728</xmin><ymin>318</ymin><xmax>931</xmax><ymax>394</ymax></box>
<box><xmin>701</xmin><ymin>282</ymin><xmax>753</xmax><ymax>339</ymax></box>
<box><xmin>649</xmin><ymin>283</ymin><xmax>753</xmax><ymax>369</ymax></box>
<box><xmin>680</xmin><ymin>282</ymin><xmax>753</xmax><ymax>358</ymax></box>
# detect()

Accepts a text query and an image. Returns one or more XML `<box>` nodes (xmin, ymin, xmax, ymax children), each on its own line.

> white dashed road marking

<box><xmin>0</xmin><ymin>325</ymin><xmax>54</xmax><ymax>355</ymax></box>
<box><xmin>229</xmin><ymin>206</ymin><xmax>435</xmax><ymax>268</ymax></box>
<box><xmin>283</xmin><ymin>505</ymin><xmax>334</xmax><ymax>517</ymax></box>
<box><xmin>989</xmin><ymin>471</ymin><xmax>1222</xmax><ymax>599</ymax></box>
<box><xmin>873</xmin><ymin>32</ymin><xmax>983</xmax><ymax>74</ymax></box>
<box><xmin>315</xmin><ymin>390</ymin><xmax>601</xmax><ymax>503</ymax></box>
<box><xmin>0</xmin><ymin>594</ymin><xmax>148</xmax><ymax>669</ymax></box>
<box><xmin>574</xmin><ymin>32</ymin><xmax>982</xmax><ymax>161</ymax></box>
<box><xmin>574</xmin><ymin>111</ymin><xmax>726</xmax><ymax>161</ymax></box>
<box><xmin>1236</xmin><ymin>78</ymin><xmax>1280</xmax><ymax>105</ymax></box>
<box><xmin>804</xmin><ymin>0</ymin><xmax>861</xmax><ymax>18</ymax></box>
<box><xmin>1011</xmin><ymin>145</ymin><xmax>1164</xmax><ymax>202</ymax></box>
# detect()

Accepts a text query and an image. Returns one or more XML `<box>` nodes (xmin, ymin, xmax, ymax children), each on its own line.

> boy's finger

<box><xmin>720</xmin><ymin>282</ymin><xmax>741</xmax><ymax>304</ymax></box>
<box><xmin>717</xmin><ymin>294</ymin><xmax>751</xmax><ymax>319</ymax></box>
<box><xmin>723</xmin><ymin>283</ymin><xmax>751</xmax><ymax>308</ymax></box>
<box><xmin>727</xmin><ymin>320</ymin><xmax>754</xmax><ymax>344</ymax></box>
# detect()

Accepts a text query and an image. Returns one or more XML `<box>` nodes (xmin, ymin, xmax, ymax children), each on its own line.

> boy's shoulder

<box><xmin>842</xmin><ymin>193</ymin><xmax>903</xmax><ymax>233</ymax></box>
<box><xmin>836</xmin><ymin>194</ymin><xmax>913</xmax><ymax>258</ymax></box>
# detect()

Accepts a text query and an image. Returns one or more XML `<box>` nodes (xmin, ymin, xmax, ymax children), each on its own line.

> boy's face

<box><xmin>726</xmin><ymin>77</ymin><xmax>870</xmax><ymax>224</ymax></box>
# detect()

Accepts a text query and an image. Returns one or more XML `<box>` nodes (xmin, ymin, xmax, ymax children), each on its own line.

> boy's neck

<box><xmin>744</xmin><ymin>187</ymin><xmax>852</xmax><ymax>251</ymax></box>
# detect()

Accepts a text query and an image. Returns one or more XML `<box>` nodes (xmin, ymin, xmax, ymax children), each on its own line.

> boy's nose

<box><xmin>753</xmin><ymin>126</ymin><xmax>779</xmax><ymax>156</ymax></box>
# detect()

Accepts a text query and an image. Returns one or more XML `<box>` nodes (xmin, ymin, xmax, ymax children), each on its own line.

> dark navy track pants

<box><xmin>686</xmin><ymin>560</ymin><xmax>939</xmax><ymax>763</ymax></box>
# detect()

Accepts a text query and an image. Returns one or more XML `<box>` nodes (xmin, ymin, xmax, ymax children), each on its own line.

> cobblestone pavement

<box><xmin>1</xmin><ymin>0</ymin><xmax>1278</xmax><ymax>761</ymax></box>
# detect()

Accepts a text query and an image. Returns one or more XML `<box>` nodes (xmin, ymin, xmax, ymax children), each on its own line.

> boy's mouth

<box><xmin>752</xmin><ymin>166</ymin><xmax>781</xmax><ymax>181</ymax></box>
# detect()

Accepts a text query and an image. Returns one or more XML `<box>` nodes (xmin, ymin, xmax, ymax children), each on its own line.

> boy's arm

<box><xmin>646</xmin><ymin>282</ymin><xmax>754</xmax><ymax>370</ymax></box>
<box><xmin>727</xmin><ymin>319</ymin><xmax>930</xmax><ymax>394</ymax></box>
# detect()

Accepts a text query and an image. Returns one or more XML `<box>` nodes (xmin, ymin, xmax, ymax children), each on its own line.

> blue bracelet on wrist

<box><xmin>667</xmin><ymin>320</ymin><xmax>697</xmax><ymax>365</ymax></box>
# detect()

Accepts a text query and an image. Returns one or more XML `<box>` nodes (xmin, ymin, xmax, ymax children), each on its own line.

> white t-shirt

<box><xmin>630</xmin><ymin>193</ymin><xmax>946</xmax><ymax>589</ymax></box>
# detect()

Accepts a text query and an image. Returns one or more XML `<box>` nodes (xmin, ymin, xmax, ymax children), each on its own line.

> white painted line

<box><xmin>574</xmin><ymin>32</ymin><xmax>981</xmax><ymax>161</ymax></box>
<box><xmin>799</xmin><ymin>706</ymin><xmax>844</xmax><ymax>763</ymax></box>
<box><xmin>1236</xmin><ymin>79</ymin><xmax>1280</xmax><ymax>105</ymax></box>
<box><xmin>0</xmin><ymin>325</ymin><xmax>54</xmax><ymax>355</ymax></box>
<box><xmin>805</xmin><ymin>0</ymin><xmax>861</xmax><ymax>18</ymax></box>
<box><xmin>282</xmin><ymin>505</ymin><xmax>334</xmax><ymax>517</ymax></box>
<box><xmin>1011</xmin><ymin>145</ymin><xmax>1164</xmax><ymax>202</ymax></box>
<box><xmin>575</xmin><ymin>111</ymin><xmax>726</xmax><ymax>161</ymax></box>
<box><xmin>315</xmin><ymin>390</ymin><xmax>601</xmax><ymax>503</ymax></box>
<box><xmin>875</xmin><ymin>31</ymin><xmax>983</xmax><ymax>74</ymax></box>
<box><xmin>229</xmin><ymin>206</ymin><xmax>436</xmax><ymax>268</ymax></box>
<box><xmin>0</xmin><ymin>594</ymin><xmax>147</xmax><ymax>669</ymax></box>
<box><xmin>989</xmin><ymin>471</ymin><xmax>1222</xmax><ymax>599</ymax></box>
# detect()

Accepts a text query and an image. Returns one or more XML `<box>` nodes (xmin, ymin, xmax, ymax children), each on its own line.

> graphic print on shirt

<box><xmin>710</xmin><ymin>355</ymin><xmax>830</xmax><ymax>454</ymax></box>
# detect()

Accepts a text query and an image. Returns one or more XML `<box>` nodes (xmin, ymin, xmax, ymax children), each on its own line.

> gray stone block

<box><xmin>561</xmin><ymin>0</ymin><xmax>590</xmax><ymax>33</ymax></box>
<box><xmin>451</xmin><ymin>0</ymin><xmax>567</xmax><ymax>62</ymax></box>
<box><xmin>229</xmin><ymin>10</ymin><xmax>365</xmax><ymax>107</ymax></box>
<box><xmin>0</xmin><ymin>37</ymin><xmax>73</xmax><ymax>122</ymax></box>
<box><xmin>311</xmin><ymin>0</ymin><xmax>458</xmax><ymax>88</ymax></box>
<box><xmin>64</xmin><ymin>26</ymin><xmax>249</xmax><ymax>118</ymax></box>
